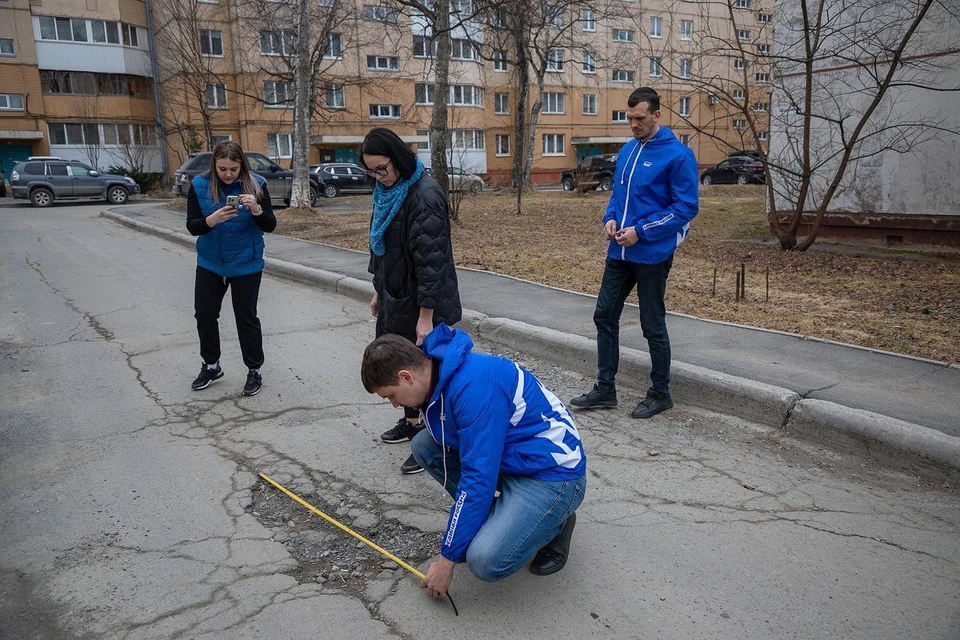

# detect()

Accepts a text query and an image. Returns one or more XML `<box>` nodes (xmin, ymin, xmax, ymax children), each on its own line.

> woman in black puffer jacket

<box><xmin>361</xmin><ymin>128</ymin><xmax>461</xmax><ymax>475</ymax></box>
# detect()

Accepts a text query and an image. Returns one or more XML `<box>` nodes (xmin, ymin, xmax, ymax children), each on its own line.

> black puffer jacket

<box><xmin>369</xmin><ymin>172</ymin><xmax>461</xmax><ymax>336</ymax></box>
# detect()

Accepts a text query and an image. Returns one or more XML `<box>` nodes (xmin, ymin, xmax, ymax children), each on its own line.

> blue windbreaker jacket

<box><xmin>420</xmin><ymin>325</ymin><xmax>586</xmax><ymax>563</ymax></box>
<box><xmin>192</xmin><ymin>172</ymin><xmax>268</xmax><ymax>277</ymax></box>
<box><xmin>602</xmin><ymin>126</ymin><xmax>699</xmax><ymax>264</ymax></box>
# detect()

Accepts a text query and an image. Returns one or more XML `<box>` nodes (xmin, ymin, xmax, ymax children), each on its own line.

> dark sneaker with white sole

<box><xmin>381</xmin><ymin>417</ymin><xmax>424</xmax><ymax>443</ymax></box>
<box><xmin>242</xmin><ymin>370</ymin><xmax>262</xmax><ymax>396</ymax></box>
<box><xmin>400</xmin><ymin>453</ymin><xmax>424</xmax><ymax>475</ymax></box>
<box><xmin>569</xmin><ymin>384</ymin><xmax>618</xmax><ymax>409</ymax></box>
<box><xmin>192</xmin><ymin>363</ymin><xmax>223</xmax><ymax>390</ymax></box>
<box><xmin>631</xmin><ymin>390</ymin><xmax>673</xmax><ymax>419</ymax></box>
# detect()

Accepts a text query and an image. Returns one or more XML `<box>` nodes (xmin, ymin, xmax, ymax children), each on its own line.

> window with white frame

<box><xmin>612</xmin><ymin>110</ymin><xmax>627</xmax><ymax>123</ymax></box>
<box><xmin>547</xmin><ymin>49</ymin><xmax>564</xmax><ymax>72</ymax></box>
<box><xmin>493</xmin><ymin>50</ymin><xmax>508</xmax><ymax>71</ymax></box>
<box><xmin>363</xmin><ymin>5</ymin><xmax>397</xmax><ymax>22</ymax></box>
<box><xmin>547</xmin><ymin>6</ymin><xmax>563</xmax><ymax>29</ymax></box>
<box><xmin>325</xmin><ymin>83</ymin><xmax>344</xmax><ymax>108</ymax></box>
<box><xmin>753</xmin><ymin>102</ymin><xmax>768</xmax><ymax>112</ymax></box>
<box><xmin>737</xmin><ymin>29</ymin><xmax>751</xmax><ymax>41</ymax></box>
<box><xmin>582</xmin><ymin>93</ymin><xmax>597</xmax><ymax>115</ymax></box>
<box><xmin>449</xmin><ymin>129</ymin><xmax>484</xmax><ymax>149</ymax></box>
<box><xmin>495</xmin><ymin>134</ymin><xmax>510</xmax><ymax>156</ymax></box>
<box><xmin>264</xmin><ymin>81</ymin><xmax>293</xmax><ymax>107</ymax></box>
<box><xmin>417</xmin><ymin>129</ymin><xmax>431</xmax><ymax>151</ymax></box>
<box><xmin>758</xmin><ymin>13</ymin><xmax>772</xmax><ymax>23</ymax></box>
<box><xmin>757</xmin><ymin>131</ymin><xmax>768</xmax><ymax>141</ymax></box>
<box><xmin>199</xmin><ymin>29</ymin><xmax>223</xmax><ymax>56</ymax></box>
<box><xmin>206</xmin><ymin>83</ymin><xmax>227</xmax><ymax>109</ymax></box>
<box><xmin>413</xmin><ymin>35</ymin><xmax>436</xmax><ymax>58</ymax></box>
<box><xmin>679</xmin><ymin>133</ymin><xmax>691</xmax><ymax>145</ymax></box>
<box><xmin>613</xmin><ymin>29</ymin><xmax>635</xmax><ymax>43</ymax></box>
<box><xmin>451</xmin><ymin>38</ymin><xmax>478</xmax><ymax>61</ymax></box>
<box><xmin>369</xmin><ymin>103</ymin><xmax>401</xmax><ymax>119</ymax></box>
<box><xmin>267</xmin><ymin>133</ymin><xmax>292</xmax><ymax>157</ymax></box>
<box><xmin>542</xmin><ymin>133</ymin><xmax>564</xmax><ymax>155</ymax></box>
<box><xmin>121</xmin><ymin>23</ymin><xmax>139</xmax><ymax>47</ymax></box>
<box><xmin>451</xmin><ymin>0</ymin><xmax>473</xmax><ymax>15</ymax></box>
<box><xmin>709</xmin><ymin>94</ymin><xmax>720</xmax><ymax>104</ymax></box>
<box><xmin>679</xmin><ymin>58</ymin><xmax>692</xmax><ymax>79</ymax></box>
<box><xmin>735</xmin><ymin>0</ymin><xmax>751</xmax><ymax>8</ymax></box>
<box><xmin>39</xmin><ymin>17</ymin><xmax>89</xmax><ymax>42</ymax></box>
<box><xmin>649</xmin><ymin>57</ymin><xmax>662</xmax><ymax>77</ymax></box>
<box><xmin>0</xmin><ymin>38</ymin><xmax>15</xmax><ymax>55</ymax></box>
<box><xmin>542</xmin><ymin>92</ymin><xmax>564</xmax><ymax>114</ymax></box>
<box><xmin>755</xmin><ymin>72</ymin><xmax>770</xmax><ymax>83</ymax></box>
<box><xmin>613</xmin><ymin>69</ymin><xmax>634</xmax><ymax>83</ymax></box>
<box><xmin>582</xmin><ymin>9</ymin><xmax>596</xmax><ymax>31</ymax></box>
<box><xmin>211</xmin><ymin>134</ymin><xmax>232</xmax><ymax>146</ymax></box>
<box><xmin>415</xmin><ymin>83</ymin><xmax>435</xmax><ymax>105</ymax></box>
<box><xmin>490</xmin><ymin>8</ymin><xmax>506</xmax><ymax>27</ymax></box>
<box><xmin>757</xmin><ymin>43</ymin><xmax>771</xmax><ymax>55</ymax></box>
<box><xmin>0</xmin><ymin>93</ymin><xmax>24</xmax><ymax>110</ymax></box>
<box><xmin>582</xmin><ymin>51</ymin><xmax>597</xmax><ymax>74</ymax></box>
<box><xmin>680</xmin><ymin>19</ymin><xmax>692</xmax><ymax>40</ymax></box>
<box><xmin>733</xmin><ymin>58</ymin><xmax>745</xmax><ymax>71</ymax></box>
<box><xmin>734</xmin><ymin>89</ymin><xmax>745</xmax><ymax>100</ymax></box>
<box><xmin>324</xmin><ymin>33</ymin><xmax>342</xmax><ymax>58</ymax></box>
<box><xmin>495</xmin><ymin>92</ymin><xmax>509</xmax><ymax>114</ymax></box>
<box><xmin>732</xmin><ymin>119</ymin><xmax>747</xmax><ymax>130</ymax></box>
<box><xmin>649</xmin><ymin>16</ymin><xmax>662</xmax><ymax>38</ymax></box>
<box><xmin>89</xmin><ymin>20</ymin><xmax>121</xmax><ymax>44</ymax></box>
<box><xmin>260</xmin><ymin>29</ymin><xmax>295</xmax><ymax>56</ymax></box>
<box><xmin>679</xmin><ymin>96</ymin><xmax>691</xmax><ymax>117</ymax></box>
<box><xmin>48</xmin><ymin>122</ymin><xmax>85</xmax><ymax>145</ymax></box>
<box><xmin>367</xmin><ymin>55</ymin><xmax>399</xmax><ymax>71</ymax></box>
<box><xmin>449</xmin><ymin>84</ymin><xmax>483</xmax><ymax>106</ymax></box>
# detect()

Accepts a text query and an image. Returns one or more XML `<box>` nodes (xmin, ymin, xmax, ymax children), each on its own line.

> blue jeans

<box><xmin>411</xmin><ymin>430</ymin><xmax>586</xmax><ymax>582</ymax></box>
<box><xmin>594</xmin><ymin>256</ymin><xmax>673</xmax><ymax>395</ymax></box>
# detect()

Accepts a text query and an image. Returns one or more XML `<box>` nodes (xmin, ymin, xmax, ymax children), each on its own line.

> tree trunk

<box><xmin>430</xmin><ymin>0</ymin><xmax>452</xmax><ymax>207</ymax></box>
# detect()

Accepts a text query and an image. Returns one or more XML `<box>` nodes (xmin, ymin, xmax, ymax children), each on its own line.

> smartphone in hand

<box><xmin>226</xmin><ymin>195</ymin><xmax>240</xmax><ymax>207</ymax></box>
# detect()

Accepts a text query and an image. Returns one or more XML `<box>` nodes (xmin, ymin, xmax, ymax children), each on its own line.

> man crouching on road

<box><xmin>361</xmin><ymin>324</ymin><xmax>586</xmax><ymax>598</ymax></box>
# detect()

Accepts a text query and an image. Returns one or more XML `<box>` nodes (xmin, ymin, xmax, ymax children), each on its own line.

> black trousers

<box><xmin>376</xmin><ymin>308</ymin><xmax>425</xmax><ymax>421</ymax></box>
<box><xmin>195</xmin><ymin>266</ymin><xmax>264</xmax><ymax>369</ymax></box>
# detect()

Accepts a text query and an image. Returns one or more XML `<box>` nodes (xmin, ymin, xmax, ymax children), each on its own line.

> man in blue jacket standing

<box><xmin>361</xmin><ymin>325</ymin><xmax>586</xmax><ymax>598</ymax></box>
<box><xmin>571</xmin><ymin>87</ymin><xmax>699</xmax><ymax>419</ymax></box>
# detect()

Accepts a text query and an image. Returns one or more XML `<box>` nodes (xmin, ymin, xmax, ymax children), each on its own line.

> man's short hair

<box><xmin>627</xmin><ymin>87</ymin><xmax>660</xmax><ymax>112</ymax></box>
<box><xmin>360</xmin><ymin>334</ymin><xmax>429</xmax><ymax>393</ymax></box>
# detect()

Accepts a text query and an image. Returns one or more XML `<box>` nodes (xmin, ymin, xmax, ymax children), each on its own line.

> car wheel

<box><xmin>469</xmin><ymin>181</ymin><xmax>482</xmax><ymax>193</ymax></box>
<box><xmin>107</xmin><ymin>186</ymin><xmax>129</xmax><ymax>204</ymax></box>
<box><xmin>310</xmin><ymin>187</ymin><xmax>320</xmax><ymax>207</ymax></box>
<box><xmin>324</xmin><ymin>183</ymin><xmax>339</xmax><ymax>198</ymax></box>
<box><xmin>599</xmin><ymin>176</ymin><xmax>613</xmax><ymax>191</ymax></box>
<box><xmin>30</xmin><ymin>188</ymin><xmax>54</xmax><ymax>208</ymax></box>
<box><xmin>561</xmin><ymin>177</ymin><xmax>575</xmax><ymax>191</ymax></box>
<box><xmin>701</xmin><ymin>175</ymin><xmax>713</xmax><ymax>186</ymax></box>
<box><xmin>736</xmin><ymin>174</ymin><xmax>749</xmax><ymax>186</ymax></box>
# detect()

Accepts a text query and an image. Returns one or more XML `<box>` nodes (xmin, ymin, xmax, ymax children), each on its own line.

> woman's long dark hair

<box><xmin>208</xmin><ymin>141</ymin><xmax>262</xmax><ymax>203</ymax></box>
<box><xmin>358</xmin><ymin>128</ymin><xmax>418</xmax><ymax>179</ymax></box>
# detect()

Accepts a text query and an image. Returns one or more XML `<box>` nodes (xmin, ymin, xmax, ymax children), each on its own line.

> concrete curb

<box><xmin>102</xmin><ymin>210</ymin><xmax>959</xmax><ymax>479</ymax></box>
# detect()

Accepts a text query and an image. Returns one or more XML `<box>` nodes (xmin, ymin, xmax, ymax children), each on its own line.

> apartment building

<box><xmin>0</xmin><ymin>0</ymin><xmax>163</xmax><ymax>175</ymax></box>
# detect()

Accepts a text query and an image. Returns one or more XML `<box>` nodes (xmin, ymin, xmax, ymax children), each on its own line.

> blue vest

<box><xmin>192</xmin><ymin>173</ymin><xmax>267</xmax><ymax>277</ymax></box>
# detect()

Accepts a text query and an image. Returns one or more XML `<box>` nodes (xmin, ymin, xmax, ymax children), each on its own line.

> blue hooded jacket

<box><xmin>602</xmin><ymin>126</ymin><xmax>699</xmax><ymax>264</ymax></box>
<box><xmin>420</xmin><ymin>325</ymin><xmax>586</xmax><ymax>563</ymax></box>
<box><xmin>191</xmin><ymin>172</ymin><xmax>269</xmax><ymax>277</ymax></box>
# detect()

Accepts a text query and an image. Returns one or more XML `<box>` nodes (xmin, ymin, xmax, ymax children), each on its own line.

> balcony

<box><xmin>36</xmin><ymin>41</ymin><xmax>151</xmax><ymax>77</ymax></box>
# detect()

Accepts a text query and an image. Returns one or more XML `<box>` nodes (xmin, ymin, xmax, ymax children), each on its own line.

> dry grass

<box><xmin>274</xmin><ymin>187</ymin><xmax>960</xmax><ymax>363</ymax></box>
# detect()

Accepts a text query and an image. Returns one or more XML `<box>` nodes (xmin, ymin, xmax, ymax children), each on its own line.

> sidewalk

<box><xmin>110</xmin><ymin>204</ymin><xmax>960</xmax><ymax>474</ymax></box>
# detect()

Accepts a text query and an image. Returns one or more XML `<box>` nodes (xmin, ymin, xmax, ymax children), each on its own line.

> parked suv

<box><xmin>560</xmin><ymin>154</ymin><xmax>618</xmax><ymax>192</ymax></box>
<box><xmin>310</xmin><ymin>163</ymin><xmax>375</xmax><ymax>198</ymax></box>
<box><xmin>174</xmin><ymin>152</ymin><xmax>321</xmax><ymax>207</ymax></box>
<box><xmin>10</xmin><ymin>158</ymin><xmax>140</xmax><ymax>207</ymax></box>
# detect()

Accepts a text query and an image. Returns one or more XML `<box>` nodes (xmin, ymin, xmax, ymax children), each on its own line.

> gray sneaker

<box><xmin>570</xmin><ymin>385</ymin><xmax>618</xmax><ymax>409</ymax></box>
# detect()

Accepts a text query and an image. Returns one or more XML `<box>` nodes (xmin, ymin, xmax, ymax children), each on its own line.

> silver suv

<box><xmin>10</xmin><ymin>158</ymin><xmax>139</xmax><ymax>207</ymax></box>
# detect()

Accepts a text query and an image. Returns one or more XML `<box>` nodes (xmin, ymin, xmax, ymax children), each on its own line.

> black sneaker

<box><xmin>191</xmin><ymin>363</ymin><xmax>223</xmax><ymax>390</ymax></box>
<box><xmin>400</xmin><ymin>453</ymin><xmax>424</xmax><ymax>475</ymax></box>
<box><xmin>381</xmin><ymin>417</ymin><xmax>424</xmax><ymax>443</ymax></box>
<box><xmin>631</xmin><ymin>390</ymin><xmax>673</xmax><ymax>419</ymax></box>
<box><xmin>569</xmin><ymin>384</ymin><xmax>618</xmax><ymax>409</ymax></box>
<box><xmin>242</xmin><ymin>370</ymin><xmax>262</xmax><ymax>396</ymax></box>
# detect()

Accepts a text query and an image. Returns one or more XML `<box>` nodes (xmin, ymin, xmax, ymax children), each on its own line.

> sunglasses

<box><xmin>365</xmin><ymin>159</ymin><xmax>392</xmax><ymax>178</ymax></box>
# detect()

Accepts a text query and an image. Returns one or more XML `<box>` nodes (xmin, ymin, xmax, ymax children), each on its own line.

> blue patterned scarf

<box><xmin>369</xmin><ymin>159</ymin><xmax>426</xmax><ymax>257</ymax></box>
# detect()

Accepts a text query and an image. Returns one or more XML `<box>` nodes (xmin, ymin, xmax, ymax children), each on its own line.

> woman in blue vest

<box><xmin>185</xmin><ymin>141</ymin><xmax>276</xmax><ymax>397</ymax></box>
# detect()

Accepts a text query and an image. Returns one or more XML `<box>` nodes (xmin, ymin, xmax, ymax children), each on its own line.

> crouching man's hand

<box><xmin>421</xmin><ymin>557</ymin><xmax>455</xmax><ymax>598</ymax></box>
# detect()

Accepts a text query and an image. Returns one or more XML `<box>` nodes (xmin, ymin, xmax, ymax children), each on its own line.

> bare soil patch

<box><xmin>276</xmin><ymin>187</ymin><xmax>960</xmax><ymax>363</ymax></box>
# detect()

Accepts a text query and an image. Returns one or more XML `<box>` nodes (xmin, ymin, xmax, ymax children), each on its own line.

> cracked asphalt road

<box><xmin>1</xmin><ymin>204</ymin><xmax>958</xmax><ymax>640</ymax></box>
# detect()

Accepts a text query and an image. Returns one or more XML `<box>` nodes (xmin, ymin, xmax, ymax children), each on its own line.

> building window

<box><xmin>39</xmin><ymin>17</ymin><xmax>93</xmax><ymax>42</ymax></box>
<box><xmin>734</xmin><ymin>89</ymin><xmax>745</xmax><ymax>100</ymax></box>
<box><xmin>417</xmin><ymin>129</ymin><xmax>431</xmax><ymax>151</ymax></box>
<box><xmin>709</xmin><ymin>94</ymin><xmax>720</xmax><ymax>104</ymax></box>
<box><xmin>495</xmin><ymin>92</ymin><xmax>509</xmax><ymax>114</ymax></box>
<box><xmin>495</xmin><ymin>134</ymin><xmax>510</xmax><ymax>156</ymax></box>
<box><xmin>753</xmin><ymin>102</ymin><xmax>768</xmax><ymax>112</ymax></box>
<box><xmin>758</xmin><ymin>131</ymin><xmax>768</xmax><ymax>141</ymax></box>
<box><xmin>413</xmin><ymin>35</ymin><xmax>436</xmax><ymax>58</ymax></box>
<box><xmin>451</xmin><ymin>38</ymin><xmax>478</xmax><ymax>61</ymax></box>
<box><xmin>757</xmin><ymin>43</ymin><xmax>771</xmax><ymax>55</ymax></box>
<box><xmin>0</xmin><ymin>38</ymin><xmax>15</xmax><ymax>56</ymax></box>
<box><xmin>649</xmin><ymin>16</ymin><xmax>662</xmax><ymax>38</ymax></box>
<box><xmin>415</xmin><ymin>83</ymin><xmax>435</xmax><ymax>105</ymax></box>
<box><xmin>733</xmin><ymin>119</ymin><xmax>747</xmax><ymax>130</ymax></box>
<box><xmin>612</xmin><ymin>29</ymin><xmax>635</xmax><ymax>43</ymax></box>
<box><xmin>493</xmin><ymin>50</ymin><xmax>508</xmax><ymax>71</ymax></box>
<box><xmin>121</xmin><ymin>23</ymin><xmax>139</xmax><ymax>47</ymax></box>
<box><xmin>679</xmin><ymin>58</ymin><xmax>692</xmax><ymax>79</ymax></box>
<box><xmin>369</xmin><ymin>103</ymin><xmax>401</xmax><ymax>119</ymax></box>
<box><xmin>211</xmin><ymin>134</ymin><xmax>232</xmax><ymax>146</ymax></box>
<box><xmin>199</xmin><ymin>29</ymin><xmax>223</xmax><ymax>56</ymax></box>
<box><xmin>582</xmin><ymin>51</ymin><xmax>597</xmax><ymax>74</ymax></box>
<box><xmin>267</xmin><ymin>133</ymin><xmax>293</xmax><ymax>158</ymax></box>
<box><xmin>90</xmin><ymin>20</ymin><xmax>121</xmax><ymax>44</ymax></box>
<box><xmin>0</xmin><ymin>93</ymin><xmax>24</xmax><ymax>110</ymax></box>
<box><xmin>264</xmin><ymin>81</ymin><xmax>293</xmax><ymax>107</ymax></box>
<box><xmin>325</xmin><ymin>83</ymin><xmax>344</xmax><ymax>109</ymax></box>
<box><xmin>206</xmin><ymin>83</ymin><xmax>227</xmax><ymax>109</ymax></box>
<box><xmin>41</xmin><ymin>71</ymin><xmax>96</xmax><ymax>95</ymax></box>
<box><xmin>758</xmin><ymin>13</ymin><xmax>772</xmax><ymax>23</ymax></box>
<box><xmin>582</xmin><ymin>10</ymin><xmax>596</xmax><ymax>31</ymax></box>
<box><xmin>542</xmin><ymin>92</ymin><xmax>564</xmax><ymax>114</ymax></box>
<box><xmin>324</xmin><ymin>33</ymin><xmax>342</xmax><ymax>58</ymax></box>
<box><xmin>367</xmin><ymin>55</ymin><xmax>399</xmax><ymax>71</ymax></box>
<box><xmin>363</xmin><ymin>5</ymin><xmax>397</xmax><ymax>23</ymax></box>
<box><xmin>547</xmin><ymin>49</ymin><xmax>564</xmax><ymax>72</ymax></box>
<box><xmin>679</xmin><ymin>96</ymin><xmax>691</xmax><ymax>117</ymax></box>
<box><xmin>542</xmin><ymin>134</ymin><xmax>564</xmax><ymax>156</ymax></box>
<box><xmin>733</xmin><ymin>58</ymin><xmax>746</xmax><ymax>71</ymax></box>
<box><xmin>582</xmin><ymin>93</ymin><xmax>598</xmax><ymax>115</ymax></box>
<box><xmin>48</xmin><ymin>122</ymin><xmax>85</xmax><ymax>144</ymax></box>
<box><xmin>260</xmin><ymin>29</ymin><xmax>295</xmax><ymax>56</ymax></box>
<box><xmin>449</xmin><ymin>85</ymin><xmax>484</xmax><ymax>106</ymax></box>
<box><xmin>449</xmin><ymin>129</ymin><xmax>484</xmax><ymax>149</ymax></box>
<box><xmin>451</xmin><ymin>0</ymin><xmax>473</xmax><ymax>15</ymax></box>
<box><xmin>490</xmin><ymin>8</ymin><xmax>506</xmax><ymax>28</ymax></box>
<box><xmin>735</xmin><ymin>0</ymin><xmax>751</xmax><ymax>8</ymax></box>
<box><xmin>738</xmin><ymin>29</ymin><xmax>751</xmax><ymax>41</ymax></box>
<box><xmin>680</xmin><ymin>19</ymin><xmax>693</xmax><ymax>40</ymax></box>
<box><xmin>547</xmin><ymin>7</ymin><xmax>563</xmax><ymax>29</ymax></box>
<box><xmin>756</xmin><ymin>72</ymin><xmax>770</xmax><ymax>83</ymax></box>
<box><xmin>613</xmin><ymin>110</ymin><xmax>627</xmax><ymax>123</ymax></box>
<box><xmin>613</xmin><ymin>69</ymin><xmax>634</xmax><ymax>83</ymax></box>
<box><xmin>679</xmin><ymin>134</ymin><xmax>691</xmax><ymax>145</ymax></box>
<box><xmin>649</xmin><ymin>57</ymin><xmax>662</xmax><ymax>77</ymax></box>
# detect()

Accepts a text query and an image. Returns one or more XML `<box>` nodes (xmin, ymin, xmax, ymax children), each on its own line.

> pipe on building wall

<box><xmin>143</xmin><ymin>0</ymin><xmax>170</xmax><ymax>184</ymax></box>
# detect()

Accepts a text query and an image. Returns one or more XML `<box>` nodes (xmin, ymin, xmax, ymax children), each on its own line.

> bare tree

<box><xmin>72</xmin><ymin>91</ymin><xmax>104</xmax><ymax>170</ymax></box>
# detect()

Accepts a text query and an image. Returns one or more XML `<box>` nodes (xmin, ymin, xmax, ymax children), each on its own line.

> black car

<box><xmin>700</xmin><ymin>156</ymin><xmax>766</xmax><ymax>185</ymax></box>
<box><xmin>560</xmin><ymin>154</ymin><xmax>618</xmax><ymax>192</ymax></box>
<box><xmin>174</xmin><ymin>152</ymin><xmax>321</xmax><ymax>207</ymax></box>
<box><xmin>311</xmin><ymin>163</ymin><xmax>376</xmax><ymax>198</ymax></box>
<box><xmin>10</xmin><ymin>157</ymin><xmax>140</xmax><ymax>207</ymax></box>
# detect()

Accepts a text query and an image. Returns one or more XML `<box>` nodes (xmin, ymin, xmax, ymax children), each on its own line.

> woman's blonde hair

<box><xmin>207</xmin><ymin>141</ymin><xmax>262</xmax><ymax>203</ymax></box>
